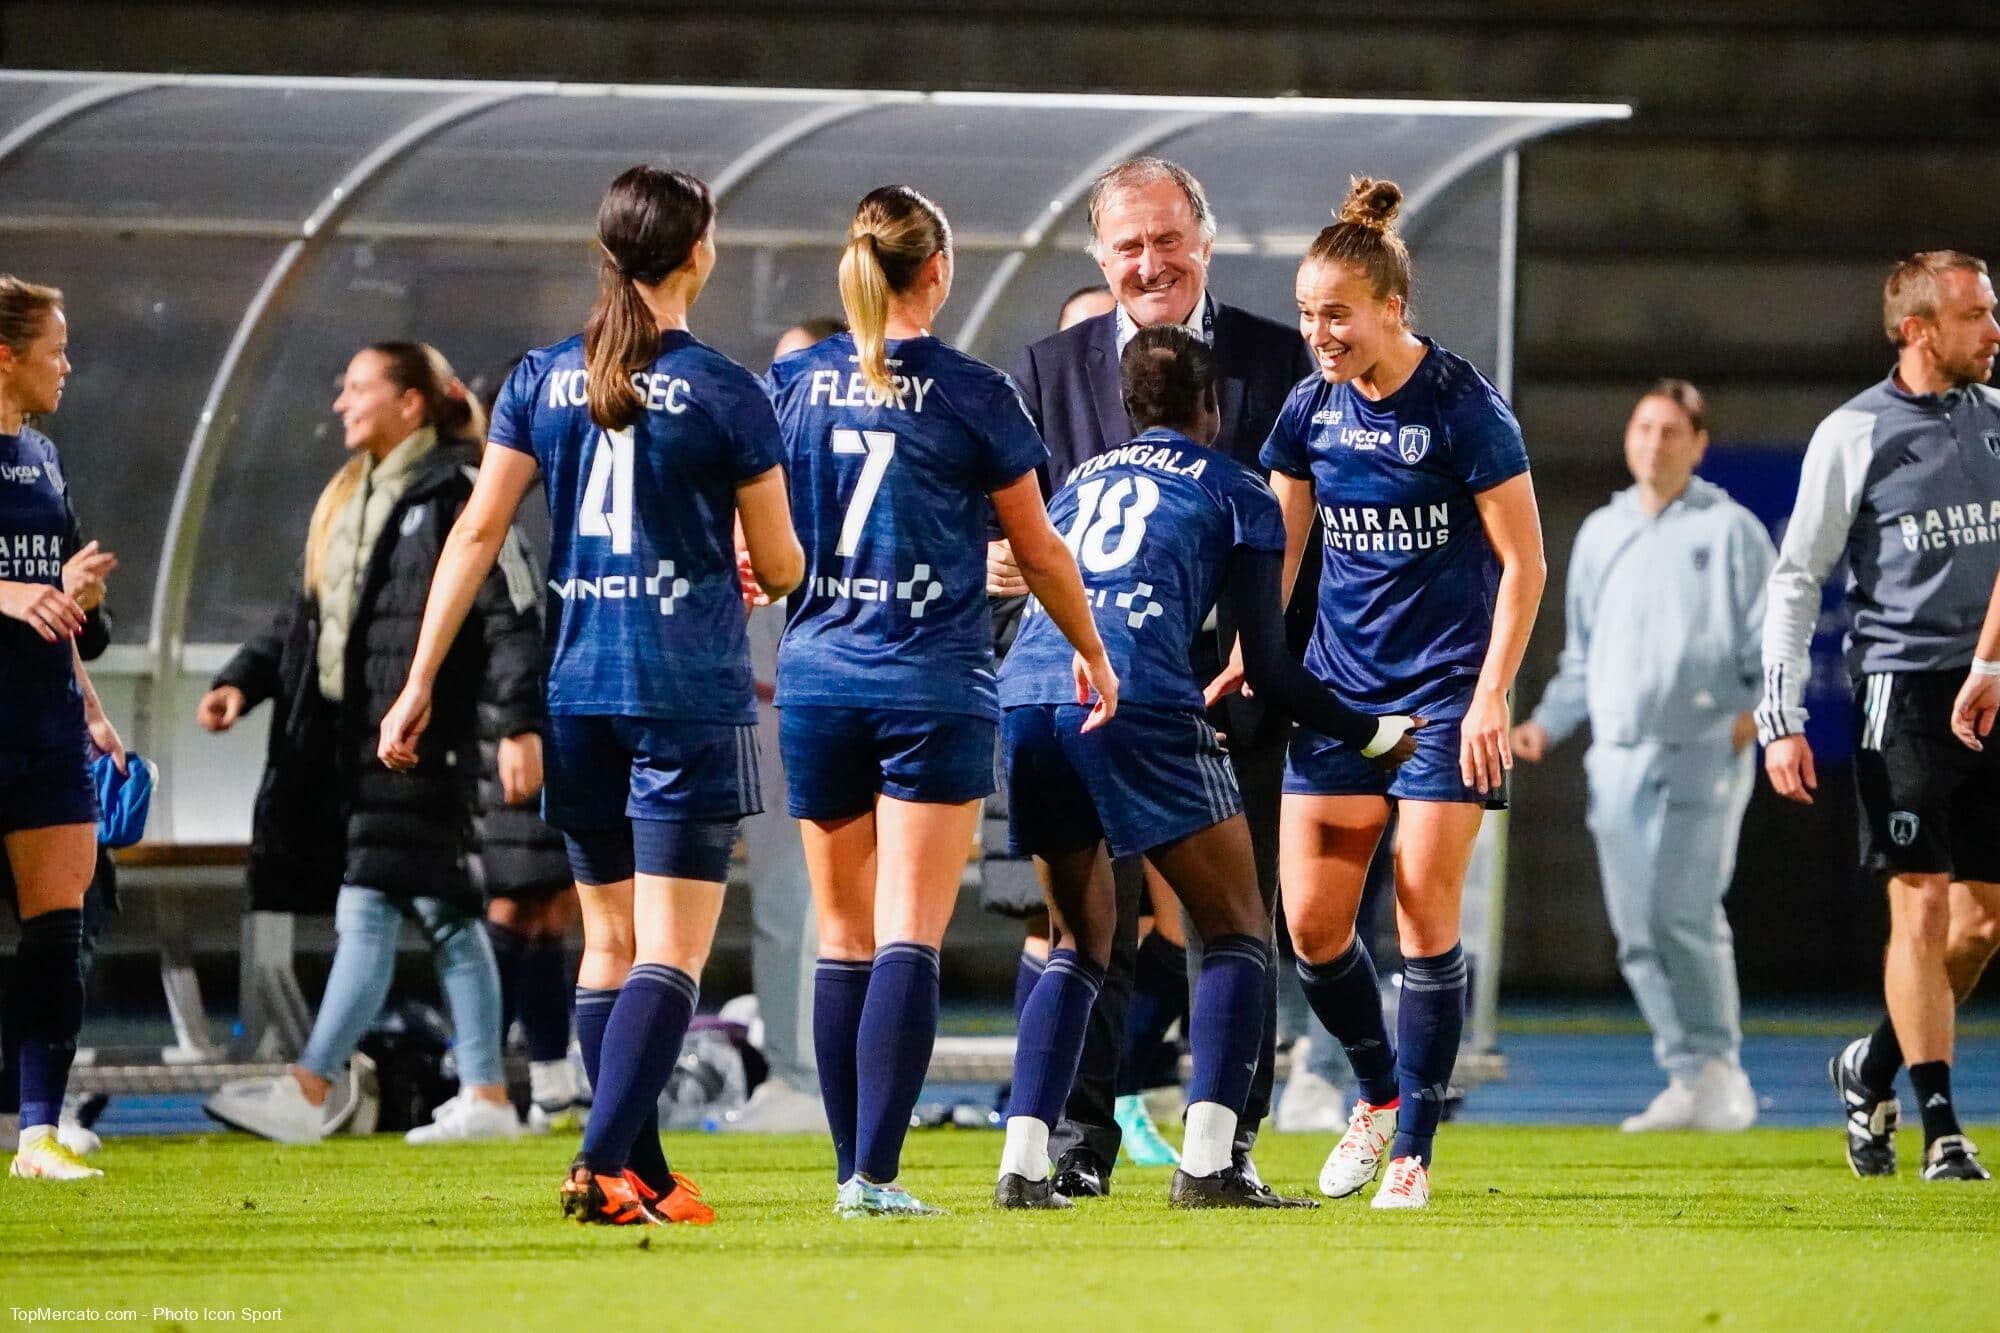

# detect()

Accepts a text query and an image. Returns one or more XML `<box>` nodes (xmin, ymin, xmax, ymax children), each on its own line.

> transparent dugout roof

<box><xmin>0</xmin><ymin>71</ymin><xmax>1625</xmax><ymax>659</ymax></box>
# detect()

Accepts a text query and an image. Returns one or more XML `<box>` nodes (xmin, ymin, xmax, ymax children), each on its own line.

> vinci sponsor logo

<box><xmin>1</xmin><ymin>462</ymin><xmax>43</xmax><ymax>484</ymax></box>
<box><xmin>549</xmin><ymin>560</ymin><xmax>692</xmax><ymax>615</ymax></box>
<box><xmin>1317</xmin><ymin>501</ymin><xmax>1451</xmax><ymax>553</ymax></box>
<box><xmin>810</xmin><ymin>564</ymin><xmax>945</xmax><ymax>617</ymax></box>
<box><xmin>1895</xmin><ymin>501</ymin><xmax>2000</xmax><ymax>552</ymax></box>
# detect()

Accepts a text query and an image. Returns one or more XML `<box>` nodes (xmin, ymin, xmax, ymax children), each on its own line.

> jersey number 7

<box><xmin>832</xmin><ymin>428</ymin><xmax>896</xmax><ymax>558</ymax></box>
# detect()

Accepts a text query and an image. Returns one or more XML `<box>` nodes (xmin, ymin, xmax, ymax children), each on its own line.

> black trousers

<box><xmin>1048</xmin><ymin>737</ymin><xmax>1286</xmax><ymax>1170</ymax></box>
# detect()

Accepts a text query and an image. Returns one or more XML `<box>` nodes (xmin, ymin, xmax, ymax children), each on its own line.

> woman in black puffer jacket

<box><xmin>444</xmin><ymin>369</ymin><xmax>585</xmax><ymax>1129</ymax></box>
<box><xmin>195</xmin><ymin>342</ymin><xmax>545</xmax><ymax>1147</ymax></box>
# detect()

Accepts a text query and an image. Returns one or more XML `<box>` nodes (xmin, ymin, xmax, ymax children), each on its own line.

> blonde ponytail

<box><xmin>836</xmin><ymin>186</ymin><xmax>952</xmax><ymax>403</ymax></box>
<box><xmin>839</xmin><ymin>232</ymin><xmax>897</xmax><ymax>400</ymax></box>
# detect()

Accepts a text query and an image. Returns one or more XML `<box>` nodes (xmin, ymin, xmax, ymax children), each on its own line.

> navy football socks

<box><xmin>15</xmin><ymin>909</ymin><xmax>84</xmax><ymax>1130</ymax></box>
<box><xmin>1012</xmin><ymin>948</ymin><xmax>1046</xmax><ymax>1021</ymax></box>
<box><xmin>813</xmin><ymin>957</ymin><xmax>872</xmax><ymax>1182</ymax></box>
<box><xmin>1010</xmin><ymin>948</ymin><xmax>1105</xmax><ymax>1127</ymax></box>
<box><xmin>574</xmin><ymin>983</ymin><xmax>672</xmax><ymax>1191</ymax></box>
<box><xmin>1295</xmin><ymin>936</ymin><xmax>1399</xmax><ymax>1106</ymax></box>
<box><xmin>1186</xmin><ymin>934</ymin><xmax>1270</xmax><ymax>1114</ymax></box>
<box><xmin>579</xmin><ymin>964</ymin><xmax>699</xmax><ymax>1179</ymax></box>
<box><xmin>1391</xmin><ymin>944</ymin><xmax>1467</xmax><ymax>1165</ymax></box>
<box><xmin>1118</xmin><ymin>930</ymin><xmax>1189</xmax><ymax>1097</ymax></box>
<box><xmin>517</xmin><ymin>936</ymin><xmax>573</xmax><ymax>1064</ymax></box>
<box><xmin>852</xmin><ymin>942</ymin><xmax>940</xmax><ymax>1184</ymax></box>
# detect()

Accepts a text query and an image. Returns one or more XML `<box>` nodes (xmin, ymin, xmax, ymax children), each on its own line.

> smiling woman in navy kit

<box><xmin>0</xmin><ymin>275</ymin><xmax>125</xmax><ymax>1182</ymax></box>
<box><xmin>1244</xmin><ymin>179</ymin><xmax>1544</xmax><ymax>1211</ymax></box>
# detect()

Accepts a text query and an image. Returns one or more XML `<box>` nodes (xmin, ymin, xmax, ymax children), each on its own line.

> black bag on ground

<box><xmin>355</xmin><ymin>1000</ymin><xmax>456</xmax><ymax>1133</ymax></box>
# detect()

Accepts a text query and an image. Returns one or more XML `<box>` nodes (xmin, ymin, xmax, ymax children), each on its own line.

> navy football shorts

<box><xmin>780</xmin><ymin>705</ymin><xmax>996</xmax><ymax>820</ymax></box>
<box><xmin>0</xmin><ymin>740</ymin><xmax>98</xmax><ymax>838</ymax></box>
<box><xmin>543</xmin><ymin>714</ymin><xmax>762</xmax><ymax>832</ymax></box>
<box><xmin>1003</xmin><ymin>702</ymin><xmax>1242</xmax><ymax>861</ymax></box>
<box><xmin>1284</xmin><ymin>690</ymin><xmax>1507</xmax><ymax>808</ymax></box>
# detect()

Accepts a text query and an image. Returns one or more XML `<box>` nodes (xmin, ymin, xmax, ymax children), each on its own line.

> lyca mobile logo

<box><xmin>0</xmin><ymin>463</ymin><xmax>43</xmax><ymax>484</ymax></box>
<box><xmin>1339</xmin><ymin>426</ymin><xmax>1389</xmax><ymax>451</ymax></box>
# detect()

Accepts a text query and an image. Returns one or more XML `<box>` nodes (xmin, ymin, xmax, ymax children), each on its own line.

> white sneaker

<box><xmin>528</xmin><ymin>1059</ymin><xmax>589</xmax><ymax>1133</ymax></box>
<box><xmin>57</xmin><ymin>1120</ymin><xmax>101</xmax><ymax>1156</ymax></box>
<box><xmin>1319</xmin><ymin>1098</ymin><xmax>1398</xmax><ymax>1198</ymax></box>
<box><xmin>1276</xmin><ymin>1046</ymin><xmax>1350</xmax><ymax>1134</ymax></box>
<box><xmin>0</xmin><ymin>1112</ymin><xmax>18</xmax><ymax>1152</ymax></box>
<box><xmin>1371</xmin><ymin>1155</ymin><xmax>1430</xmax><ymax>1210</ymax></box>
<box><xmin>719</xmin><ymin>1076</ymin><xmax>831</xmax><ymax>1133</ymax></box>
<box><xmin>405</xmin><ymin>1092</ymin><xmax>525</xmax><ymax>1144</ymax></box>
<box><xmin>204</xmin><ymin>1074</ymin><xmax>333</xmax><ymax>1145</ymax></box>
<box><xmin>1692</xmin><ymin>1059</ymin><xmax>1757</xmax><ymax>1132</ymax></box>
<box><xmin>1620</xmin><ymin>1077</ymin><xmax>1699</xmax><ymax>1132</ymax></box>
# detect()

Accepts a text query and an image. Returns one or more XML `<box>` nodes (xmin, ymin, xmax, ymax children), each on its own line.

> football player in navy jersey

<box><xmin>0</xmin><ymin>276</ymin><xmax>123</xmax><ymax>1182</ymax></box>
<box><xmin>380</xmin><ymin>166</ymin><xmax>804</xmax><ymax>1227</ymax></box>
<box><xmin>765</xmin><ymin>185</ymin><xmax>1116</xmax><ymax>1218</ymax></box>
<box><xmin>996</xmin><ymin>324</ymin><xmax>1417</xmax><ymax>1210</ymax></box>
<box><xmin>1233</xmin><ymin>178</ymin><xmax>1545</xmax><ymax>1211</ymax></box>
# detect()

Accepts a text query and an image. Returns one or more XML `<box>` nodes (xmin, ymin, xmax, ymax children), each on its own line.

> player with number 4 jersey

<box><xmin>382</xmin><ymin>166</ymin><xmax>805</xmax><ymax>1227</ymax></box>
<box><xmin>764</xmin><ymin>186</ymin><xmax>1114</xmax><ymax>1218</ymax></box>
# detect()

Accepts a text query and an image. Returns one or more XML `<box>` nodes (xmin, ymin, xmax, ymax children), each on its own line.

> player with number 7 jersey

<box><xmin>763</xmin><ymin>186</ymin><xmax>1115</xmax><ymax>1217</ymax></box>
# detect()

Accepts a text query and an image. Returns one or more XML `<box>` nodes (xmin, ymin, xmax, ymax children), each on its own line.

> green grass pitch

<box><xmin>3</xmin><ymin>1126</ymin><xmax>1994</xmax><ymax>1331</ymax></box>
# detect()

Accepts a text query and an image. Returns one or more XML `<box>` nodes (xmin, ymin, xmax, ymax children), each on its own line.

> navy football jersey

<box><xmin>489</xmin><ymin>331</ymin><xmax>785</xmax><ymax>723</ymax></box>
<box><xmin>1000</xmin><ymin>427</ymin><xmax>1286</xmax><ymax>713</ymax></box>
<box><xmin>766</xmin><ymin>332</ymin><xmax>1047</xmax><ymax>719</ymax></box>
<box><xmin>0</xmin><ymin>427</ymin><xmax>85</xmax><ymax>749</ymax></box>
<box><xmin>1261</xmin><ymin>338</ymin><xmax>1529</xmax><ymax>719</ymax></box>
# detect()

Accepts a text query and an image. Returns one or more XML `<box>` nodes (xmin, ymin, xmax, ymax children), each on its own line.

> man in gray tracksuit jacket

<box><xmin>1515</xmin><ymin>382</ymin><xmax>1773</xmax><ymax>1131</ymax></box>
<box><xmin>1760</xmin><ymin>252</ymin><xmax>2000</xmax><ymax>1182</ymax></box>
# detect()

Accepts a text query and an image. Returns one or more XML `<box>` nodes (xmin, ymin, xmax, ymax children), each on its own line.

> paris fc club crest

<box><xmin>1984</xmin><ymin>428</ymin><xmax>2000</xmax><ymax>460</ymax></box>
<box><xmin>1397</xmin><ymin>424</ymin><xmax>1431</xmax><ymax>464</ymax></box>
<box><xmin>1889</xmin><ymin>810</ymin><xmax>1920</xmax><ymax>848</ymax></box>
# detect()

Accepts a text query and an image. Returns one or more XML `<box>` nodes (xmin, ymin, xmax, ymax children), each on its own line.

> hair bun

<box><xmin>1336</xmin><ymin>176</ymin><xmax>1402</xmax><ymax>231</ymax></box>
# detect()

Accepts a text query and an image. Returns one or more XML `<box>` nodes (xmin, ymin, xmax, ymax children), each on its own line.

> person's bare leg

<box><xmin>1886</xmin><ymin>873</ymin><xmax>1955</xmax><ymax>1066</ymax></box>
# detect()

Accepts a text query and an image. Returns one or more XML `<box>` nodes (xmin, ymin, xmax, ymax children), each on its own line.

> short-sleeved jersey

<box><xmin>1000</xmin><ymin>428</ymin><xmax>1286</xmax><ymax>713</ymax></box>
<box><xmin>1260</xmin><ymin>338</ymin><xmax>1529</xmax><ymax>718</ymax></box>
<box><xmin>0</xmin><ymin>427</ymin><xmax>85</xmax><ymax>750</ymax></box>
<box><xmin>766</xmin><ymin>332</ymin><xmax>1047</xmax><ymax>719</ymax></box>
<box><xmin>489</xmin><ymin>331</ymin><xmax>785</xmax><ymax>723</ymax></box>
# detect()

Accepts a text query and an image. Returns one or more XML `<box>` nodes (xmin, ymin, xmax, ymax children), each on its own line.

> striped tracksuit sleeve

<box><xmin>1756</xmin><ymin>409</ymin><xmax>1874</xmax><ymax>741</ymax></box>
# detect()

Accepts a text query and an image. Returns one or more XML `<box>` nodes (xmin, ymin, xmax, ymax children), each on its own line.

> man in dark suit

<box><xmin>993</xmin><ymin>156</ymin><xmax>1315</xmax><ymax>1203</ymax></box>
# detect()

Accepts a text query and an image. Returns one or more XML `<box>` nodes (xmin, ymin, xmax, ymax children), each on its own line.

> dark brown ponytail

<box><xmin>584</xmin><ymin>165</ymin><xmax>716</xmax><ymax>431</ymax></box>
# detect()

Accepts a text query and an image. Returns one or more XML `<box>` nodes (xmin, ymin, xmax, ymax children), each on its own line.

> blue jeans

<box><xmin>298</xmin><ymin>886</ymin><xmax>504</xmax><ymax>1088</ymax></box>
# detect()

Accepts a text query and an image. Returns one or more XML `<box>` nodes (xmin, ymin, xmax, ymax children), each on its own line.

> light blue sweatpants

<box><xmin>1583</xmin><ymin>738</ymin><xmax>1754</xmax><ymax>1080</ymax></box>
<box><xmin>744</xmin><ymin>605</ymin><xmax>817</xmax><ymax>1088</ymax></box>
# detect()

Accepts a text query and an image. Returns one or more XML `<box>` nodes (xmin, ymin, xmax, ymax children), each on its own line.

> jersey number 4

<box><xmin>831</xmin><ymin>428</ymin><xmax>896</xmax><ymax>557</ymax></box>
<box><xmin>579</xmin><ymin>427</ymin><xmax>636</xmax><ymax>554</ymax></box>
<box><xmin>1060</xmin><ymin>474</ymin><xmax>1159</xmax><ymax>573</ymax></box>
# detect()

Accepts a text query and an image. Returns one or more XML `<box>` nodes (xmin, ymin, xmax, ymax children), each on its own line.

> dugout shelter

<box><xmin>0</xmin><ymin>71</ymin><xmax>1626</xmax><ymax>1083</ymax></box>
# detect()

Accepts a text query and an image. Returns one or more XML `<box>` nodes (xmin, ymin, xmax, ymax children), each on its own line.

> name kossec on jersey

<box><xmin>488</xmin><ymin>332</ymin><xmax>783</xmax><ymax>724</ymax></box>
<box><xmin>766</xmin><ymin>332</ymin><xmax>1047</xmax><ymax>719</ymax></box>
<box><xmin>1001</xmin><ymin>428</ymin><xmax>1286</xmax><ymax>714</ymax></box>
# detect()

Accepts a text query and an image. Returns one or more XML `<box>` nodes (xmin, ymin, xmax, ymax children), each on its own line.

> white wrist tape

<box><xmin>1362</xmin><ymin>715</ymin><xmax>1415</xmax><ymax>759</ymax></box>
<box><xmin>1972</xmin><ymin>658</ymin><xmax>2000</xmax><ymax>678</ymax></box>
